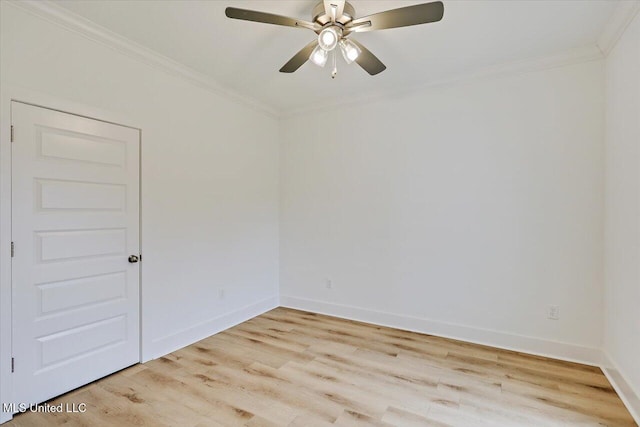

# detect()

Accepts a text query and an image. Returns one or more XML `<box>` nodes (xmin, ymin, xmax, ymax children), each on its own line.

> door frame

<box><xmin>0</xmin><ymin>87</ymin><xmax>143</xmax><ymax>424</ymax></box>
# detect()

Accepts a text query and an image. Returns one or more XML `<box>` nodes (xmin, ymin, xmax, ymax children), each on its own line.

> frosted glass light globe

<box><xmin>339</xmin><ymin>39</ymin><xmax>361</xmax><ymax>64</ymax></box>
<box><xmin>309</xmin><ymin>45</ymin><xmax>329</xmax><ymax>67</ymax></box>
<box><xmin>318</xmin><ymin>27</ymin><xmax>340</xmax><ymax>51</ymax></box>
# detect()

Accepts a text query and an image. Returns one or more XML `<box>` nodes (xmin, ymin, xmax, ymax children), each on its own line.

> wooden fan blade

<box><xmin>350</xmin><ymin>39</ymin><xmax>386</xmax><ymax>75</ymax></box>
<box><xmin>280</xmin><ymin>40</ymin><xmax>319</xmax><ymax>73</ymax></box>
<box><xmin>323</xmin><ymin>0</ymin><xmax>345</xmax><ymax>23</ymax></box>
<box><xmin>347</xmin><ymin>1</ymin><xmax>444</xmax><ymax>33</ymax></box>
<box><xmin>225</xmin><ymin>7</ymin><xmax>316</xmax><ymax>31</ymax></box>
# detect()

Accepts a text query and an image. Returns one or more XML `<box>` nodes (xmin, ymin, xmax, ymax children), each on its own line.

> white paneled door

<box><xmin>11</xmin><ymin>102</ymin><xmax>140</xmax><ymax>405</ymax></box>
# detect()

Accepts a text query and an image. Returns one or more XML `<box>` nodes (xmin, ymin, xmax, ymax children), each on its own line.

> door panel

<box><xmin>11</xmin><ymin>102</ymin><xmax>140</xmax><ymax>405</ymax></box>
<box><xmin>38</xmin><ymin>272</ymin><xmax>127</xmax><ymax>315</ymax></box>
<box><xmin>36</xmin><ymin>179</ymin><xmax>126</xmax><ymax>211</ymax></box>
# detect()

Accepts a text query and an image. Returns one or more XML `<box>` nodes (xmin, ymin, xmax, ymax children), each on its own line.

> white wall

<box><xmin>0</xmin><ymin>2</ymin><xmax>279</xmax><ymax>417</ymax></box>
<box><xmin>280</xmin><ymin>60</ymin><xmax>605</xmax><ymax>362</ymax></box>
<box><xmin>4</xmin><ymin>0</ymin><xmax>637</xmax><ymax>422</ymax></box>
<box><xmin>604</xmin><ymin>9</ymin><xmax>640</xmax><ymax>418</ymax></box>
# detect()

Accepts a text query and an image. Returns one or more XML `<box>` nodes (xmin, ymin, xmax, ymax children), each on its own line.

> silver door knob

<box><xmin>128</xmin><ymin>255</ymin><xmax>139</xmax><ymax>263</ymax></box>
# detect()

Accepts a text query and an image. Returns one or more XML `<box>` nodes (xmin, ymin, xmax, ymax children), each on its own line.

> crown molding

<box><xmin>7</xmin><ymin>0</ymin><xmax>618</xmax><ymax>120</ymax></box>
<box><xmin>7</xmin><ymin>0</ymin><xmax>280</xmax><ymax>118</ymax></box>
<box><xmin>281</xmin><ymin>44</ymin><xmax>604</xmax><ymax>119</ymax></box>
<box><xmin>597</xmin><ymin>0</ymin><xmax>640</xmax><ymax>56</ymax></box>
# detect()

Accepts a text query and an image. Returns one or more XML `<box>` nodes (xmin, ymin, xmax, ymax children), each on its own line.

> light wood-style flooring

<box><xmin>6</xmin><ymin>307</ymin><xmax>637</xmax><ymax>426</ymax></box>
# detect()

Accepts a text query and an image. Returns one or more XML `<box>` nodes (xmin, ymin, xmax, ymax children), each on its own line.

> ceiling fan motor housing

<box><xmin>312</xmin><ymin>1</ymin><xmax>356</xmax><ymax>26</ymax></box>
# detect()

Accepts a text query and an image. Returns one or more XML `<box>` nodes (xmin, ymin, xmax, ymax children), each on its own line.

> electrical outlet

<box><xmin>325</xmin><ymin>279</ymin><xmax>332</xmax><ymax>289</ymax></box>
<box><xmin>218</xmin><ymin>289</ymin><xmax>225</xmax><ymax>299</ymax></box>
<box><xmin>547</xmin><ymin>305</ymin><xmax>560</xmax><ymax>320</ymax></box>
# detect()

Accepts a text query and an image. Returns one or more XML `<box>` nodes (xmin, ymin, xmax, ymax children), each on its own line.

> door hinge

<box><xmin>10</xmin><ymin>125</ymin><xmax>14</xmax><ymax>143</ymax></box>
<box><xmin>11</xmin><ymin>357</ymin><xmax>14</xmax><ymax>373</ymax></box>
<box><xmin>11</xmin><ymin>242</ymin><xmax>14</xmax><ymax>258</ymax></box>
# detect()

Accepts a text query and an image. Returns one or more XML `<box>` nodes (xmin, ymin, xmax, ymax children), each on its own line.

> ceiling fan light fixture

<box><xmin>310</xmin><ymin>44</ymin><xmax>329</xmax><ymax>67</ymax></box>
<box><xmin>226</xmin><ymin>1</ymin><xmax>445</xmax><ymax>76</ymax></box>
<box><xmin>318</xmin><ymin>26</ymin><xmax>341</xmax><ymax>51</ymax></box>
<box><xmin>339</xmin><ymin>39</ymin><xmax>361</xmax><ymax>64</ymax></box>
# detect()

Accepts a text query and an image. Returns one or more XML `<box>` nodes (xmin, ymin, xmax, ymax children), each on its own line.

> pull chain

<box><xmin>331</xmin><ymin>49</ymin><xmax>338</xmax><ymax>79</ymax></box>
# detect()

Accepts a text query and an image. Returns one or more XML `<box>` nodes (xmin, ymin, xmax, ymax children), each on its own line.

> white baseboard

<box><xmin>4</xmin><ymin>294</ymin><xmax>636</xmax><ymax>425</ymax></box>
<box><xmin>145</xmin><ymin>295</ymin><xmax>279</xmax><ymax>361</ymax></box>
<box><xmin>280</xmin><ymin>295</ymin><xmax>603</xmax><ymax>366</ymax></box>
<box><xmin>602</xmin><ymin>353</ymin><xmax>640</xmax><ymax>425</ymax></box>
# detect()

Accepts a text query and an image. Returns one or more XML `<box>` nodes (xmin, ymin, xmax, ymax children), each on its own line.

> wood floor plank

<box><xmin>381</xmin><ymin>406</ymin><xmax>435</xmax><ymax>427</ymax></box>
<box><xmin>5</xmin><ymin>307</ymin><xmax>636</xmax><ymax>427</ymax></box>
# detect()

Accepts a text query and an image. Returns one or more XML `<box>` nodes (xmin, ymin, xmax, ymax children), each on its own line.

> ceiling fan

<box><xmin>225</xmin><ymin>1</ymin><xmax>444</xmax><ymax>78</ymax></box>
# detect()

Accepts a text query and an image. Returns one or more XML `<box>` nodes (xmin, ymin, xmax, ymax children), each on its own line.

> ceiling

<box><xmin>53</xmin><ymin>0</ymin><xmax>618</xmax><ymax>114</ymax></box>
